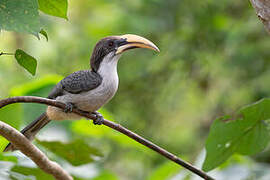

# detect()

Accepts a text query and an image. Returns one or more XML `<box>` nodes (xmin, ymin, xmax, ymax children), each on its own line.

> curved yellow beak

<box><xmin>115</xmin><ymin>34</ymin><xmax>160</xmax><ymax>55</ymax></box>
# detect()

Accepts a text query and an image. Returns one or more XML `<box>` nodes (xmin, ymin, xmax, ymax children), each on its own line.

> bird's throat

<box><xmin>97</xmin><ymin>53</ymin><xmax>120</xmax><ymax>80</ymax></box>
<box><xmin>97</xmin><ymin>53</ymin><xmax>120</xmax><ymax>93</ymax></box>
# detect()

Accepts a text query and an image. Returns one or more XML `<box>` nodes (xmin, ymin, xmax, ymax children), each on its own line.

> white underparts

<box><xmin>47</xmin><ymin>52</ymin><xmax>121</xmax><ymax>120</ymax></box>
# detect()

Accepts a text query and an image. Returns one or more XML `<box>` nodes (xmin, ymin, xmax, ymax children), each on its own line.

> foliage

<box><xmin>39</xmin><ymin>29</ymin><xmax>48</xmax><ymax>41</ymax></box>
<box><xmin>147</xmin><ymin>161</ymin><xmax>182</xmax><ymax>180</ymax></box>
<box><xmin>0</xmin><ymin>104</ymin><xmax>22</xmax><ymax>151</ymax></box>
<box><xmin>38</xmin><ymin>0</ymin><xmax>68</xmax><ymax>20</ymax></box>
<box><xmin>0</xmin><ymin>0</ymin><xmax>40</xmax><ymax>35</ymax></box>
<box><xmin>15</xmin><ymin>49</ymin><xmax>37</xmax><ymax>75</ymax></box>
<box><xmin>0</xmin><ymin>0</ymin><xmax>67</xmax><ymax>35</ymax></box>
<box><xmin>203</xmin><ymin>98</ymin><xmax>270</xmax><ymax>171</ymax></box>
<box><xmin>0</xmin><ymin>0</ymin><xmax>68</xmax><ymax>75</ymax></box>
<box><xmin>36</xmin><ymin>139</ymin><xmax>103</xmax><ymax>166</ymax></box>
<box><xmin>11</xmin><ymin>165</ymin><xmax>54</xmax><ymax>180</ymax></box>
<box><xmin>0</xmin><ymin>152</ymin><xmax>17</xmax><ymax>163</ymax></box>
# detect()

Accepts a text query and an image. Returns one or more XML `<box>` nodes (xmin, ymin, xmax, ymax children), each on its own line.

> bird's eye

<box><xmin>108</xmin><ymin>41</ymin><xmax>114</xmax><ymax>47</ymax></box>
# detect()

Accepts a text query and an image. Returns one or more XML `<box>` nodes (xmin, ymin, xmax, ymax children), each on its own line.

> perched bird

<box><xmin>4</xmin><ymin>34</ymin><xmax>159</xmax><ymax>152</ymax></box>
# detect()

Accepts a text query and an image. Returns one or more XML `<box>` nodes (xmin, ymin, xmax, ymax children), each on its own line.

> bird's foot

<box><xmin>64</xmin><ymin>102</ymin><xmax>75</xmax><ymax>113</ymax></box>
<box><xmin>92</xmin><ymin>111</ymin><xmax>104</xmax><ymax>125</ymax></box>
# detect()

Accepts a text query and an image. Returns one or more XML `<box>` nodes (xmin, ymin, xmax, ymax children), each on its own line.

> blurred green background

<box><xmin>0</xmin><ymin>0</ymin><xmax>270</xmax><ymax>179</ymax></box>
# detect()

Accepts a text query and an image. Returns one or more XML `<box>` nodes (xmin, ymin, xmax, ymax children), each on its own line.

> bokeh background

<box><xmin>0</xmin><ymin>0</ymin><xmax>270</xmax><ymax>179</ymax></box>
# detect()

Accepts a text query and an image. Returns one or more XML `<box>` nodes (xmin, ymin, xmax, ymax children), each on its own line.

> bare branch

<box><xmin>0</xmin><ymin>52</ymin><xmax>14</xmax><ymax>56</ymax></box>
<box><xmin>0</xmin><ymin>121</ymin><xmax>72</xmax><ymax>180</ymax></box>
<box><xmin>0</xmin><ymin>96</ymin><xmax>215</xmax><ymax>180</ymax></box>
<box><xmin>250</xmin><ymin>0</ymin><xmax>270</xmax><ymax>33</ymax></box>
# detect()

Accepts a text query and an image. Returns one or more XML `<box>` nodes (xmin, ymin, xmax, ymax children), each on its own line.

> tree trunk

<box><xmin>250</xmin><ymin>0</ymin><xmax>270</xmax><ymax>33</ymax></box>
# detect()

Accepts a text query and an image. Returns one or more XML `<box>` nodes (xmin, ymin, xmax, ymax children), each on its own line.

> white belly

<box><xmin>46</xmin><ymin>53</ymin><xmax>120</xmax><ymax>120</ymax></box>
<box><xmin>58</xmin><ymin>76</ymin><xmax>118</xmax><ymax>112</ymax></box>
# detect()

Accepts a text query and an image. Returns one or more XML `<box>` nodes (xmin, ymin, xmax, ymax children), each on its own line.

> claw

<box><xmin>64</xmin><ymin>102</ymin><xmax>74</xmax><ymax>113</ymax></box>
<box><xmin>92</xmin><ymin>111</ymin><xmax>104</xmax><ymax>125</ymax></box>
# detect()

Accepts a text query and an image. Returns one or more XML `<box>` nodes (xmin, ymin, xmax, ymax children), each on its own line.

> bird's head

<box><xmin>90</xmin><ymin>34</ymin><xmax>159</xmax><ymax>72</ymax></box>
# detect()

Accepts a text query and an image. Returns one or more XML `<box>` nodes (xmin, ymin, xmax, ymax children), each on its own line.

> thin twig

<box><xmin>0</xmin><ymin>52</ymin><xmax>14</xmax><ymax>56</ymax></box>
<box><xmin>0</xmin><ymin>96</ymin><xmax>215</xmax><ymax>180</ymax></box>
<box><xmin>0</xmin><ymin>121</ymin><xmax>72</xmax><ymax>180</ymax></box>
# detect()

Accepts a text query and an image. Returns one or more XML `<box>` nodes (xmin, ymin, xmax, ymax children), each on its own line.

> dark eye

<box><xmin>108</xmin><ymin>41</ymin><xmax>114</xmax><ymax>47</ymax></box>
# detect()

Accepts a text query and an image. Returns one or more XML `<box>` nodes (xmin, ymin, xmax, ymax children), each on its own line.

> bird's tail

<box><xmin>3</xmin><ymin>112</ymin><xmax>51</xmax><ymax>152</ymax></box>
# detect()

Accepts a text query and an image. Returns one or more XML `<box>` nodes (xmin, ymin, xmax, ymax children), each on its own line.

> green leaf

<box><xmin>71</xmin><ymin>108</ymin><xmax>113</xmax><ymax>137</ymax></box>
<box><xmin>37</xmin><ymin>139</ymin><xmax>103</xmax><ymax>166</ymax></box>
<box><xmin>11</xmin><ymin>165</ymin><xmax>54</xmax><ymax>180</ymax></box>
<box><xmin>10</xmin><ymin>74</ymin><xmax>63</xmax><ymax>96</ymax></box>
<box><xmin>10</xmin><ymin>75</ymin><xmax>63</xmax><ymax>125</ymax></box>
<box><xmin>203</xmin><ymin>98</ymin><xmax>270</xmax><ymax>171</ymax></box>
<box><xmin>71</xmin><ymin>109</ymin><xmax>152</xmax><ymax>154</ymax></box>
<box><xmin>38</xmin><ymin>0</ymin><xmax>68</xmax><ymax>19</ymax></box>
<box><xmin>39</xmin><ymin>29</ymin><xmax>48</xmax><ymax>41</ymax></box>
<box><xmin>0</xmin><ymin>0</ymin><xmax>40</xmax><ymax>35</ymax></box>
<box><xmin>15</xmin><ymin>49</ymin><xmax>37</xmax><ymax>76</ymax></box>
<box><xmin>147</xmin><ymin>161</ymin><xmax>181</xmax><ymax>180</ymax></box>
<box><xmin>0</xmin><ymin>104</ymin><xmax>22</xmax><ymax>151</ymax></box>
<box><xmin>0</xmin><ymin>152</ymin><xmax>17</xmax><ymax>163</ymax></box>
<box><xmin>92</xmin><ymin>170</ymin><xmax>118</xmax><ymax>180</ymax></box>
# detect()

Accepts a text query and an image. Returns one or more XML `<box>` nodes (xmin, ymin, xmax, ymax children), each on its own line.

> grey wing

<box><xmin>48</xmin><ymin>70</ymin><xmax>102</xmax><ymax>99</ymax></box>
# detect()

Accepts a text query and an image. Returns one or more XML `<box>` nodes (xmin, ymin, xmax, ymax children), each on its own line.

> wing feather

<box><xmin>48</xmin><ymin>70</ymin><xmax>102</xmax><ymax>99</ymax></box>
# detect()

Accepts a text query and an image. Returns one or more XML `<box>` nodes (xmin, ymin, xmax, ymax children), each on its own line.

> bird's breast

<box><xmin>78</xmin><ymin>76</ymin><xmax>119</xmax><ymax>111</ymax></box>
<box><xmin>48</xmin><ymin>78</ymin><xmax>119</xmax><ymax>121</ymax></box>
<box><xmin>47</xmin><ymin>55</ymin><xmax>120</xmax><ymax>121</ymax></box>
<box><xmin>55</xmin><ymin>70</ymin><xmax>119</xmax><ymax>113</ymax></box>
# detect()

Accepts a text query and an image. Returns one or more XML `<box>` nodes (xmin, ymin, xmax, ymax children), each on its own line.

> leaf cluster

<box><xmin>0</xmin><ymin>0</ymin><xmax>67</xmax><ymax>75</ymax></box>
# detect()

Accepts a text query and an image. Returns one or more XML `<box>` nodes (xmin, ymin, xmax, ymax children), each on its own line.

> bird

<box><xmin>4</xmin><ymin>34</ymin><xmax>159</xmax><ymax>152</ymax></box>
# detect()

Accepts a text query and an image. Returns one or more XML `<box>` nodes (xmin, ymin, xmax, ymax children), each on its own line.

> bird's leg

<box><xmin>91</xmin><ymin>111</ymin><xmax>104</xmax><ymax>125</ymax></box>
<box><xmin>63</xmin><ymin>102</ymin><xmax>75</xmax><ymax>113</ymax></box>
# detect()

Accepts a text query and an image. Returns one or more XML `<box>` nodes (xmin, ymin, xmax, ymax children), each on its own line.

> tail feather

<box><xmin>4</xmin><ymin>112</ymin><xmax>51</xmax><ymax>152</ymax></box>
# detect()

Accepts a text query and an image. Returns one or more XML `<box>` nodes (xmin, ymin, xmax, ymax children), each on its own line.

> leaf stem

<box><xmin>0</xmin><ymin>52</ymin><xmax>15</xmax><ymax>56</ymax></box>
